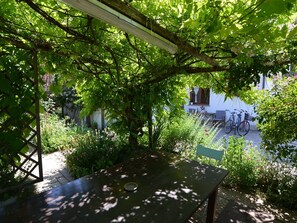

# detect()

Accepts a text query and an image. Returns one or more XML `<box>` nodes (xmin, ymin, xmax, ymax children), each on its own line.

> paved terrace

<box><xmin>2</xmin><ymin>130</ymin><xmax>296</xmax><ymax>222</ymax></box>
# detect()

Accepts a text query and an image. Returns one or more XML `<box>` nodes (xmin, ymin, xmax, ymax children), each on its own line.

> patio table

<box><xmin>0</xmin><ymin>151</ymin><xmax>228</xmax><ymax>223</ymax></box>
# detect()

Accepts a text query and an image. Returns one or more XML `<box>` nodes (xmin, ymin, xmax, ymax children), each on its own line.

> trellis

<box><xmin>0</xmin><ymin>51</ymin><xmax>43</xmax><ymax>194</ymax></box>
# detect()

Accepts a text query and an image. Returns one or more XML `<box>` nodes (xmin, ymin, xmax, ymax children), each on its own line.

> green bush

<box><xmin>66</xmin><ymin>130</ymin><xmax>120</xmax><ymax>178</ymax></box>
<box><xmin>222</xmin><ymin>136</ymin><xmax>297</xmax><ymax>209</ymax></box>
<box><xmin>255</xmin><ymin>76</ymin><xmax>297</xmax><ymax>166</ymax></box>
<box><xmin>40</xmin><ymin>113</ymin><xmax>81</xmax><ymax>153</ymax></box>
<box><xmin>222</xmin><ymin>136</ymin><xmax>266</xmax><ymax>189</ymax></box>
<box><xmin>260</xmin><ymin>162</ymin><xmax>297</xmax><ymax>210</ymax></box>
<box><xmin>159</xmin><ymin>113</ymin><xmax>223</xmax><ymax>157</ymax></box>
<box><xmin>0</xmin><ymin>159</ymin><xmax>17</xmax><ymax>191</ymax></box>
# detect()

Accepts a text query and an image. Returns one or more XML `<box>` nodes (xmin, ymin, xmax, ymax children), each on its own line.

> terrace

<box><xmin>1</xmin><ymin>1</ymin><xmax>297</xmax><ymax>222</ymax></box>
<box><xmin>1</xmin><ymin>130</ymin><xmax>296</xmax><ymax>223</ymax></box>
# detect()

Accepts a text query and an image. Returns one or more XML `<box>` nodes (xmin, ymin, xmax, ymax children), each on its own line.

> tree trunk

<box><xmin>128</xmin><ymin>133</ymin><xmax>139</xmax><ymax>150</ymax></box>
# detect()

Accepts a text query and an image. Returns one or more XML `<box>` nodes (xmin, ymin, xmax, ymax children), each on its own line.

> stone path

<box><xmin>33</xmin><ymin>151</ymin><xmax>73</xmax><ymax>193</ymax></box>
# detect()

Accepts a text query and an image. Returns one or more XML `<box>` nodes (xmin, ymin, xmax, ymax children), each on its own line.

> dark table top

<box><xmin>0</xmin><ymin>151</ymin><xmax>228</xmax><ymax>223</ymax></box>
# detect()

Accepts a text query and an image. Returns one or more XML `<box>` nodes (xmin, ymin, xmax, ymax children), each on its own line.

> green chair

<box><xmin>195</xmin><ymin>145</ymin><xmax>224</xmax><ymax>165</ymax></box>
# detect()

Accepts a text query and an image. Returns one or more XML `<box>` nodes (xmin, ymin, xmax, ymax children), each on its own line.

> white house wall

<box><xmin>185</xmin><ymin>91</ymin><xmax>255</xmax><ymax>115</ymax></box>
<box><xmin>184</xmin><ymin>91</ymin><xmax>258</xmax><ymax>130</ymax></box>
<box><xmin>210</xmin><ymin>92</ymin><xmax>255</xmax><ymax>114</ymax></box>
<box><xmin>90</xmin><ymin>109</ymin><xmax>105</xmax><ymax>130</ymax></box>
<box><xmin>184</xmin><ymin>75</ymin><xmax>277</xmax><ymax>130</ymax></box>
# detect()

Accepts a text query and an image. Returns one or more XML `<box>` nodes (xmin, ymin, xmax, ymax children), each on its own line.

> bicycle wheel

<box><xmin>237</xmin><ymin>120</ymin><xmax>250</xmax><ymax>136</ymax></box>
<box><xmin>224</xmin><ymin>120</ymin><xmax>233</xmax><ymax>134</ymax></box>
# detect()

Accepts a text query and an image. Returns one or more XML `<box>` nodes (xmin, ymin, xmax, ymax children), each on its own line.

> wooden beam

<box><xmin>97</xmin><ymin>0</ymin><xmax>219</xmax><ymax>66</ymax></box>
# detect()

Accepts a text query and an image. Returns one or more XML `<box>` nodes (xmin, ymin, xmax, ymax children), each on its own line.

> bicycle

<box><xmin>224</xmin><ymin>109</ymin><xmax>250</xmax><ymax>136</ymax></box>
<box><xmin>237</xmin><ymin>110</ymin><xmax>251</xmax><ymax>136</ymax></box>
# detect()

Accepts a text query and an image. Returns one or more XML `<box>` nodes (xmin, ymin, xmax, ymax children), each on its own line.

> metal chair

<box><xmin>195</xmin><ymin>145</ymin><xmax>224</xmax><ymax>165</ymax></box>
<box><xmin>188</xmin><ymin>108</ymin><xmax>197</xmax><ymax>114</ymax></box>
<box><xmin>212</xmin><ymin>110</ymin><xmax>226</xmax><ymax>126</ymax></box>
<box><xmin>193</xmin><ymin>145</ymin><xmax>225</xmax><ymax>222</ymax></box>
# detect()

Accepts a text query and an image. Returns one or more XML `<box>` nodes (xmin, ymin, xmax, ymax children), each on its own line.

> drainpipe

<box><xmin>101</xmin><ymin>108</ymin><xmax>105</xmax><ymax>130</ymax></box>
<box><xmin>262</xmin><ymin>75</ymin><xmax>266</xmax><ymax>89</ymax></box>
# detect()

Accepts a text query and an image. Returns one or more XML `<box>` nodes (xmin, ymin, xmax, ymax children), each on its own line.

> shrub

<box><xmin>222</xmin><ymin>136</ymin><xmax>297</xmax><ymax>209</ymax></box>
<box><xmin>222</xmin><ymin>136</ymin><xmax>266</xmax><ymax>189</ymax></box>
<box><xmin>260</xmin><ymin>162</ymin><xmax>297</xmax><ymax>210</ymax></box>
<box><xmin>159</xmin><ymin>113</ymin><xmax>223</xmax><ymax>158</ymax></box>
<box><xmin>0</xmin><ymin>159</ymin><xmax>17</xmax><ymax>191</ymax></box>
<box><xmin>40</xmin><ymin>113</ymin><xmax>80</xmax><ymax>153</ymax></box>
<box><xmin>255</xmin><ymin>76</ymin><xmax>297</xmax><ymax>166</ymax></box>
<box><xmin>66</xmin><ymin>130</ymin><xmax>120</xmax><ymax>178</ymax></box>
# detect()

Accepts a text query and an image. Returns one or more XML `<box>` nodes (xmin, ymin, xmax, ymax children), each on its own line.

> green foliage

<box><xmin>132</xmin><ymin>0</ymin><xmax>297</xmax><ymax>95</ymax></box>
<box><xmin>0</xmin><ymin>159</ymin><xmax>17</xmax><ymax>191</ymax></box>
<box><xmin>221</xmin><ymin>136</ymin><xmax>296</xmax><ymax>209</ymax></box>
<box><xmin>66</xmin><ymin>131</ymin><xmax>120</xmax><ymax>178</ymax></box>
<box><xmin>2</xmin><ymin>0</ymin><xmax>297</xmax><ymax>151</ymax></box>
<box><xmin>0</xmin><ymin>48</ymin><xmax>36</xmax><ymax>189</ymax></box>
<box><xmin>40</xmin><ymin>113</ymin><xmax>80</xmax><ymax>153</ymax></box>
<box><xmin>1</xmin><ymin>0</ymin><xmax>297</xmax><ymax>210</ymax></box>
<box><xmin>79</xmin><ymin>69</ymin><xmax>188</xmax><ymax>148</ymax></box>
<box><xmin>261</xmin><ymin>163</ymin><xmax>297</xmax><ymax>210</ymax></box>
<box><xmin>222</xmin><ymin>136</ymin><xmax>266</xmax><ymax>189</ymax></box>
<box><xmin>158</xmin><ymin>113</ymin><xmax>223</xmax><ymax>156</ymax></box>
<box><xmin>255</xmin><ymin>76</ymin><xmax>297</xmax><ymax>166</ymax></box>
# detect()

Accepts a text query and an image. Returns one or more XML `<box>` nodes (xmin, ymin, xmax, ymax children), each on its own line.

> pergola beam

<box><xmin>62</xmin><ymin>0</ymin><xmax>219</xmax><ymax>67</ymax></box>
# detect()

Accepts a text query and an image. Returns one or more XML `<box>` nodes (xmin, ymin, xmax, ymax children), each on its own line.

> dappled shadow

<box><xmin>215</xmin><ymin>186</ymin><xmax>297</xmax><ymax>223</ymax></box>
<box><xmin>215</xmin><ymin>199</ymin><xmax>279</xmax><ymax>223</ymax></box>
<box><xmin>35</xmin><ymin>166</ymin><xmax>73</xmax><ymax>193</ymax></box>
<box><xmin>0</xmin><ymin>152</ymin><xmax>228</xmax><ymax>223</ymax></box>
<box><xmin>30</xmin><ymin>151</ymin><xmax>74</xmax><ymax>193</ymax></box>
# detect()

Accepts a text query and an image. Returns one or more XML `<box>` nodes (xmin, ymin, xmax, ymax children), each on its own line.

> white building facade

<box><xmin>184</xmin><ymin>75</ymin><xmax>273</xmax><ymax>130</ymax></box>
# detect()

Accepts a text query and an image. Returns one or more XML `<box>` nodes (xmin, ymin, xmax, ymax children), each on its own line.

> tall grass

<box><xmin>158</xmin><ymin>113</ymin><xmax>223</xmax><ymax>157</ymax></box>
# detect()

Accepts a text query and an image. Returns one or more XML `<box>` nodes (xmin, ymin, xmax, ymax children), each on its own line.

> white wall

<box><xmin>183</xmin><ymin>74</ymin><xmax>276</xmax><ymax>130</ymax></box>
<box><xmin>185</xmin><ymin>91</ymin><xmax>255</xmax><ymax>114</ymax></box>
<box><xmin>184</xmin><ymin>90</ymin><xmax>257</xmax><ymax>129</ymax></box>
<box><xmin>90</xmin><ymin>109</ymin><xmax>105</xmax><ymax>130</ymax></box>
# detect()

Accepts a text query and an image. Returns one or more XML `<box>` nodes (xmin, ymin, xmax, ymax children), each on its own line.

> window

<box><xmin>197</xmin><ymin>88</ymin><xmax>210</xmax><ymax>105</ymax></box>
<box><xmin>188</xmin><ymin>87</ymin><xmax>210</xmax><ymax>105</ymax></box>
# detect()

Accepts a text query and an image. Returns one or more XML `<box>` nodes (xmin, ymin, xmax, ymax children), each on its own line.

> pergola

<box><xmin>61</xmin><ymin>0</ymin><xmax>219</xmax><ymax>67</ymax></box>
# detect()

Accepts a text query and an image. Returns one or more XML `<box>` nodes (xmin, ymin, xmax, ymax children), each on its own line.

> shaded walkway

<box><xmin>32</xmin><ymin>151</ymin><xmax>73</xmax><ymax>193</ymax></box>
<box><xmin>189</xmin><ymin>186</ymin><xmax>297</xmax><ymax>223</ymax></box>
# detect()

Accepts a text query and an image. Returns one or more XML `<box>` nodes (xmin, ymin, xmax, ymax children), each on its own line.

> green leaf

<box><xmin>205</xmin><ymin>18</ymin><xmax>222</xmax><ymax>33</ymax></box>
<box><xmin>260</xmin><ymin>0</ymin><xmax>294</xmax><ymax>15</ymax></box>
<box><xmin>287</xmin><ymin>26</ymin><xmax>297</xmax><ymax>38</ymax></box>
<box><xmin>0</xmin><ymin>75</ymin><xmax>11</xmax><ymax>94</ymax></box>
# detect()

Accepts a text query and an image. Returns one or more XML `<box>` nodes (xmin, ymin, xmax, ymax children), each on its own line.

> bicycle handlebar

<box><xmin>227</xmin><ymin>109</ymin><xmax>249</xmax><ymax>114</ymax></box>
